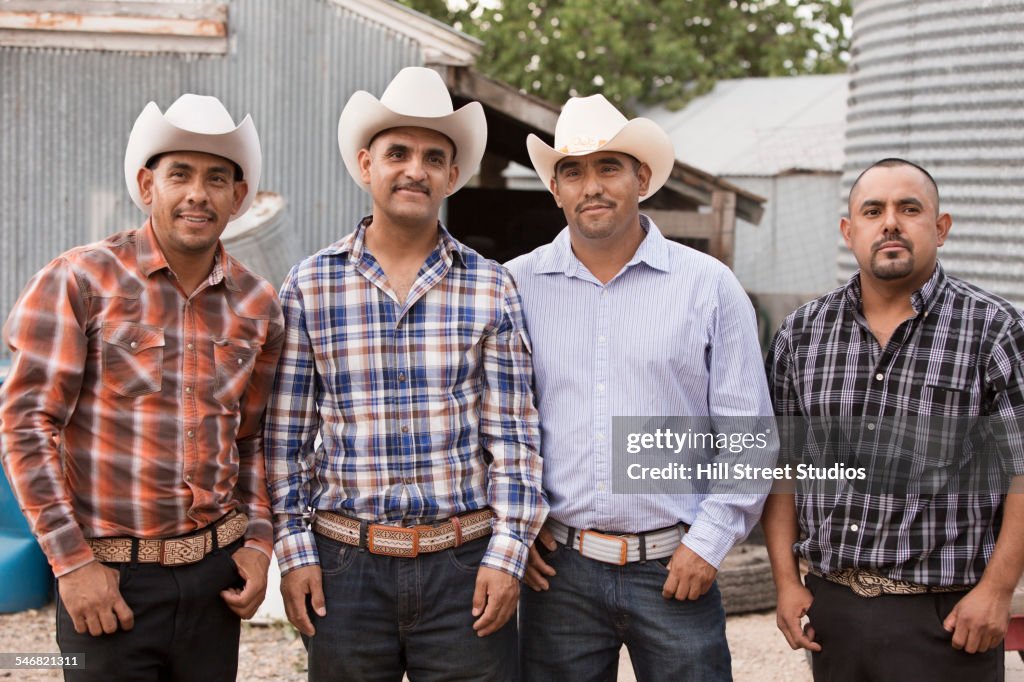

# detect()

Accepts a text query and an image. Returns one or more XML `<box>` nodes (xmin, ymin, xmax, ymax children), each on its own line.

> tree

<box><xmin>399</xmin><ymin>0</ymin><xmax>851</xmax><ymax>113</ymax></box>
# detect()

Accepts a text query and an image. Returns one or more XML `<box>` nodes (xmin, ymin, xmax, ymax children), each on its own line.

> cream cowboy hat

<box><xmin>527</xmin><ymin>94</ymin><xmax>675</xmax><ymax>202</ymax></box>
<box><xmin>124</xmin><ymin>94</ymin><xmax>261</xmax><ymax>217</ymax></box>
<box><xmin>337</xmin><ymin>67</ymin><xmax>486</xmax><ymax>194</ymax></box>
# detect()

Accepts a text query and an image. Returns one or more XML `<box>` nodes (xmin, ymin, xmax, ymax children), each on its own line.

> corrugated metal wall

<box><xmin>841</xmin><ymin>0</ymin><xmax>1024</xmax><ymax>306</ymax></box>
<box><xmin>0</xmin><ymin>0</ymin><xmax>422</xmax><ymax>359</ymax></box>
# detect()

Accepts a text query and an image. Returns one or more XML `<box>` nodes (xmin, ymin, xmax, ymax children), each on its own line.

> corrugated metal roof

<box><xmin>643</xmin><ymin>74</ymin><xmax>849</xmax><ymax>177</ymax></box>
<box><xmin>841</xmin><ymin>0</ymin><xmax>1024</xmax><ymax>306</ymax></box>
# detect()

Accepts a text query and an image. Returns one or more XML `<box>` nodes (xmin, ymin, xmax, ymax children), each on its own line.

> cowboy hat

<box><xmin>124</xmin><ymin>94</ymin><xmax>261</xmax><ymax>217</ymax></box>
<box><xmin>337</xmin><ymin>67</ymin><xmax>486</xmax><ymax>194</ymax></box>
<box><xmin>527</xmin><ymin>94</ymin><xmax>675</xmax><ymax>201</ymax></box>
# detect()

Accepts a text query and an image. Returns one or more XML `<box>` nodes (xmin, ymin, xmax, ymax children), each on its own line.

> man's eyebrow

<box><xmin>166</xmin><ymin>161</ymin><xmax>195</xmax><ymax>172</ymax></box>
<box><xmin>556</xmin><ymin>160</ymin><xmax>581</xmax><ymax>173</ymax></box>
<box><xmin>897</xmin><ymin>197</ymin><xmax>924</xmax><ymax>208</ymax></box>
<box><xmin>594</xmin><ymin>156</ymin><xmax>624</xmax><ymax>166</ymax></box>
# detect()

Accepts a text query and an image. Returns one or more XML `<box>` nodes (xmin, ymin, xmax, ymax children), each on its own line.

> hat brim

<box><xmin>526</xmin><ymin>118</ymin><xmax>675</xmax><ymax>202</ymax></box>
<box><xmin>338</xmin><ymin>91</ymin><xmax>487</xmax><ymax>194</ymax></box>
<box><xmin>124</xmin><ymin>102</ymin><xmax>262</xmax><ymax>218</ymax></box>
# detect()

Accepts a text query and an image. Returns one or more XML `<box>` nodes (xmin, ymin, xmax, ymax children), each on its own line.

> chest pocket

<box><xmin>213</xmin><ymin>339</ymin><xmax>258</xmax><ymax>407</ymax></box>
<box><xmin>102</xmin><ymin>323</ymin><xmax>165</xmax><ymax>398</ymax></box>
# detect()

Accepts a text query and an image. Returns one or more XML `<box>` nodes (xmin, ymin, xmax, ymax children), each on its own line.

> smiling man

<box><xmin>264</xmin><ymin>67</ymin><xmax>546</xmax><ymax>681</ymax></box>
<box><xmin>507</xmin><ymin>94</ymin><xmax>772</xmax><ymax>681</ymax></box>
<box><xmin>763</xmin><ymin>158</ymin><xmax>1024</xmax><ymax>681</ymax></box>
<box><xmin>0</xmin><ymin>94</ymin><xmax>284</xmax><ymax>681</ymax></box>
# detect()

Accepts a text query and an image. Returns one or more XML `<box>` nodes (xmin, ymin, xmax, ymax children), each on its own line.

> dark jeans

<box><xmin>56</xmin><ymin>540</ymin><xmax>243</xmax><ymax>682</ymax></box>
<box><xmin>520</xmin><ymin>543</ymin><xmax>732</xmax><ymax>682</ymax></box>
<box><xmin>305</xmin><ymin>532</ymin><xmax>517</xmax><ymax>682</ymax></box>
<box><xmin>806</xmin><ymin>573</ymin><xmax>1004</xmax><ymax>682</ymax></box>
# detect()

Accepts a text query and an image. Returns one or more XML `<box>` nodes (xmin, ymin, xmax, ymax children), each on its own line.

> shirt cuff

<box><xmin>479</xmin><ymin>532</ymin><xmax>529</xmax><ymax>580</ymax></box>
<box><xmin>40</xmin><ymin>524</ymin><xmax>95</xmax><ymax>578</ymax></box>
<box><xmin>682</xmin><ymin>519</ymin><xmax>736</xmax><ymax>569</ymax></box>
<box><xmin>273</xmin><ymin>528</ymin><xmax>320</xmax><ymax>576</ymax></box>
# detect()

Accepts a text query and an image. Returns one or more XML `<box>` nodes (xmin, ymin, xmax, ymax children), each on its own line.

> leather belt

<box><xmin>87</xmin><ymin>511</ymin><xmax>248</xmax><ymax>566</ymax></box>
<box><xmin>809</xmin><ymin>567</ymin><xmax>972</xmax><ymax>598</ymax></box>
<box><xmin>545</xmin><ymin>518</ymin><xmax>685</xmax><ymax>566</ymax></box>
<box><xmin>312</xmin><ymin>508</ymin><xmax>495</xmax><ymax>558</ymax></box>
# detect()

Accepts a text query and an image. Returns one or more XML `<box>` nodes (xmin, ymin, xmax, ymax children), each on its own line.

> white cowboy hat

<box><xmin>527</xmin><ymin>94</ymin><xmax>675</xmax><ymax>202</ymax></box>
<box><xmin>124</xmin><ymin>94</ymin><xmax>261</xmax><ymax>217</ymax></box>
<box><xmin>337</xmin><ymin>67</ymin><xmax>486</xmax><ymax>194</ymax></box>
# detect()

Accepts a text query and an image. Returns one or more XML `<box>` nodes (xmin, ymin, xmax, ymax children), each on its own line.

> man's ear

<box><xmin>550</xmin><ymin>177</ymin><xmax>563</xmax><ymax>209</ymax></box>
<box><xmin>636</xmin><ymin>162</ymin><xmax>652</xmax><ymax>197</ymax></box>
<box><xmin>445</xmin><ymin>163</ymin><xmax>459</xmax><ymax>196</ymax></box>
<box><xmin>357</xmin><ymin>148</ymin><xmax>373</xmax><ymax>184</ymax></box>
<box><xmin>232</xmin><ymin>181</ymin><xmax>248</xmax><ymax>214</ymax></box>
<box><xmin>137</xmin><ymin>167</ymin><xmax>155</xmax><ymax>207</ymax></box>
<box><xmin>839</xmin><ymin>216</ymin><xmax>853</xmax><ymax>250</ymax></box>
<box><xmin>935</xmin><ymin>212</ymin><xmax>952</xmax><ymax>247</ymax></box>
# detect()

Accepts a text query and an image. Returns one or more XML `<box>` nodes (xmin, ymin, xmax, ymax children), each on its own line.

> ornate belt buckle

<box><xmin>368</xmin><ymin>524</ymin><xmax>420</xmax><ymax>558</ymax></box>
<box><xmin>579</xmin><ymin>530</ymin><xmax>628</xmax><ymax>565</ymax></box>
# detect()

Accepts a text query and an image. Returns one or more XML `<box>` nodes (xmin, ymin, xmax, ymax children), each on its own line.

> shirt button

<box><xmin>401</xmin><ymin>425</ymin><xmax>409</xmax><ymax>433</ymax></box>
<box><xmin>237</xmin><ymin>358</ymin><xmax>243</xmax><ymax>365</ymax></box>
<box><xmin>596</xmin><ymin>383</ymin><xmax>605</xmax><ymax>392</ymax></box>
<box><xmin>185</xmin><ymin>475</ymin><xmax>193</xmax><ymax>483</ymax></box>
<box><xmin>187</xmin><ymin>343</ymin><xmax>194</xmax><ymax>350</ymax></box>
<box><xmin>185</xmin><ymin>386</ymin><xmax>192</xmax><ymax>393</ymax></box>
<box><xmin>398</xmin><ymin>372</ymin><xmax>407</xmax><ymax>382</ymax></box>
<box><xmin>187</xmin><ymin>430</ymin><xmax>195</xmax><ymax>438</ymax></box>
<box><xmin>596</xmin><ymin>432</ymin><xmax>606</xmax><ymax>441</ymax></box>
<box><xmin>597</xmin><ymin>483</ymin><xmax>606</xmax><ymax>492</ymax></box>
<box><xmin>850</xmin><ymin>524</ymin><xmax>859</xmax><ymax>532</ymax></box>
<box><xmin>875</xmin><ymin>373</ymin><xmax>884</xmax><ymax>381</ymax></box>
<box><xmin>130</xmin><ymin>341</ymin><xmax>138</xmax><ymax>349</ymax></box>
<box><xmin>867</xmin><ymin>423</ymin><xmax>875</xmax><ymax>431</ymax></box>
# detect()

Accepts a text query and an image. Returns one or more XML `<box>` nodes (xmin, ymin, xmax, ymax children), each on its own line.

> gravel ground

<box><xmin>2</xmin><ymin>604</ymin><xmax>1022</xmax><ymax>681</ymax></box>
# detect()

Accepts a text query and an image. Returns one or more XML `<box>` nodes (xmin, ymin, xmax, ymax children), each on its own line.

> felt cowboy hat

<box><xmin>124</xmin><ymin>94</ymin><xmax>261</xmax><ymax>217</ymax></box>
<box><xmin>337</xmin><ymin>66</ymin><xmax>486</xmax><ymax>194</ymax></box>
<box><xmin>527</xmin><ymin>94</ymin><xmax>675</xmax><ymax>201</ymax></box>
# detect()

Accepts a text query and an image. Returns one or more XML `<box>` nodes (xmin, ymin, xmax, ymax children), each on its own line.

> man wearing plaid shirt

<box><xmin>763</xmin><ymin>158</ymin><xmax>1024</xmax><ymax>681</ymax></box>
<box><xmin>0</xmin><ymin>94</ymin><xmax>283</xmax><ymax>680</ymax></box>
<box><xmin>264</xmin><ymin>67</ymin><xmax>546</xmax><ymax>681</ymax></box>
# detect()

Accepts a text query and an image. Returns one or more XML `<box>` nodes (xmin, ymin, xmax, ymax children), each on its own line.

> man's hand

<box><xmin>774</xmin><ymin>580</ymin><xmax>821</xmax><ymax>652</ymax></box>
<box><xmin>58</xmin><ymin>561</ymin><xmax>134</xmax><ymax>636</ymax></box>
<box><xmin>661</xmin><ymin>543</ymin><xmax>717</xmax><ymax>601</ymax></box>
<box><xmin>523</xmin><ymin>527</ymin><xmax>558</xmax><ymax>591</ymax></box>
<box><xmin>942</xmin><ymin>582</ymin><xmax>1012</xmax><ymax>653</ymax></box>
<box><xmin>280</xmin><ymin>565</ymin><xmax>326</xmax><ymax>637</ymax></box>
<box><xmin>220</xmin><ymin>547</ymin><xmax>270</xmax><ymax>619</ymax></box>
<box><xmin>472</xmin><ymin>566</ymin><xmax>519</xmax><ymax>637</ymax></box>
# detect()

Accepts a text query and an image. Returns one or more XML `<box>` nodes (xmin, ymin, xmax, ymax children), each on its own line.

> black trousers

<box><xmin>806</xmin><ymin>573</ymin><xmax>1004</xmax><ymax>682</ymax></box>
<box><xmin>56</xmin><ymin>539</ymin><xmax>244</xmax><ymax>682</ymax></box>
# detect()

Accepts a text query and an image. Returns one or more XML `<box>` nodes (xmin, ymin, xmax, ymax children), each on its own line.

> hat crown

<box><xmin>378</xmin><ymin>67</ymin><xmax>455</xmax><ymax>118</ymax></box>
<box><xmin>163</xmin><ymin>94</ymin><xmax>239</xmax><ymax>135</ymax></box>
<box><xmin>553</xmin><ymin>94</ymin><xmax>629</xmax><ymax>155</ymax></box>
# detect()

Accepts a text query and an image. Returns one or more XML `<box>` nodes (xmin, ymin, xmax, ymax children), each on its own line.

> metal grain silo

<box><xmin>841</xmin><ymin>0</ymin><xmax>1024</xmax><ymax>305</ymax></box>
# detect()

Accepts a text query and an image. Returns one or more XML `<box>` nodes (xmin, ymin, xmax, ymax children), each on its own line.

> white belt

<box><xmin>545</xmin><ymin>518</ymin><xmax>685</xmax><ymax>565</ymax></box>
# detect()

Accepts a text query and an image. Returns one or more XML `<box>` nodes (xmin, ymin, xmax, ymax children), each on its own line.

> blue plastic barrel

<box><xmin>0</xmin><ymin>360</ymin><xmax>54</xmax><ymax>611</ymax></box>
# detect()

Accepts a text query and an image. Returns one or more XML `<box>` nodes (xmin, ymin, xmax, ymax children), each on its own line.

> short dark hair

<box><xmin>145</xmin><ymin>153</ymin><xmax>244</xmax><ymax>182</ymax></box>
<box><xmin>848</xmin><ymin>157</ymin><xmax>939</xmax><ymax>211</ymax></box>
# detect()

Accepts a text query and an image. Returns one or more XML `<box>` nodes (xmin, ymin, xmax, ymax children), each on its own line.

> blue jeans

<box><xmin>305</xmin><ymin>532</ymin><xmax>518</xmax><ymax>681</ymax></box>
<box><xmin>520</xmin><ymin>543</ymin><xmax>731</xmax><ymax>682</ymax></box>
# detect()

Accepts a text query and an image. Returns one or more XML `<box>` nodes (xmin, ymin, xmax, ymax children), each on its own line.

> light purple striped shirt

<box><xmin>505</xmin><ymin>216</ymin><xmax>772</xmax><ymax>567</ymax></box>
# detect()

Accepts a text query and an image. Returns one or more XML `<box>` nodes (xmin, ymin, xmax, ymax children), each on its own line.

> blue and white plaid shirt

<box><xmin>265</xmin><ymin>218</ymin><xmax>547</xmax><ymax>578</ymax></box>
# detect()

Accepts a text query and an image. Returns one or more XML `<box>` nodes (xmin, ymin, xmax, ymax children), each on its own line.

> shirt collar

<box><xmin>843</xmin><ymin>261</ymin><xmax>947</xmax><ymax>316</ymax></box>
<box><xmin>533</xmin><ymin>213</ymin><xmax>671</xmax><ymax>276</ymax></box>
<box><xmin>331</xmin><ymin>216</ymin><xmax>467</xmax><ymax>267</ymax></box>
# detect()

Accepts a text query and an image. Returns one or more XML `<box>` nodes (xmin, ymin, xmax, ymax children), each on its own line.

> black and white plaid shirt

<box><xmin>767</xmin><ymin>263</ymin><xmax>1024</xmax><ymax>585</ymax></box>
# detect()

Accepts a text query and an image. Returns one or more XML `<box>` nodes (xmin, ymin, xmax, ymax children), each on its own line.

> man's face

<box><xmin>358</xmin><ymin>127</ymin><xmax>458</xmax><ymax>229</ymax></box>
<box><xmin>841</xmin><ymin>164</ymin><xmax>951</xmax><ymax>286</ymax></box>
<box><xmin>137</xmin><ymin>150</ymin><xmax>246</xmax><ymax>259</ymax></box>
<box><xmin>550</xmin><ymin>151</ymin><xmax>651</xmax><ymax>243</ymax></box>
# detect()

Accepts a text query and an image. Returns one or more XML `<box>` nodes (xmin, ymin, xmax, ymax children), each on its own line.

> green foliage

<box><xmin>399</xmin><ymin>0</ymin><xmax>851</xmax><ymax>114</ymax></box>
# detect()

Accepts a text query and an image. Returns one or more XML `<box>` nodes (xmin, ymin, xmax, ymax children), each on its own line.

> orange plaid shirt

<box><xmin>0</xmin><ymin>222</ymin><xmax>284</xmax><ymax>576</ymax></box>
